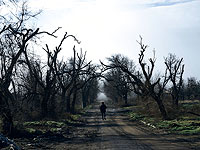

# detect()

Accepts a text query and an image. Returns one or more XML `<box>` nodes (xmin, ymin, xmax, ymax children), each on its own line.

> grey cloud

<box><xmin>147</xmin><ymin>0</ymin><xmax>196</xmax><ymax>8</ymax></box>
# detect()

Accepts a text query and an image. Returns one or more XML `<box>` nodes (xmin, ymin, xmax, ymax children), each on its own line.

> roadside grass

<box><xmin>13</xmin><ymin>113</ymin><xmax>83</xmax><ymax>138</ymax></box>
<box><xmin>0</xmin><ymin>104</ymin><xmax>93</xmax><ymax>138</ymax></box>
<box><xmin>125</xmin><ymin>101</ymin><xmax>200</xmax><ymax>135</ymax></box>
<box><xmin>12</xmin><ymin>104</ymin><xmax>95</xmax><ymax>139</ymax></box>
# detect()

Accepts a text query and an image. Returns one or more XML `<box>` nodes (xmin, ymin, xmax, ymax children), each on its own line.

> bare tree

<box><xmin>17</xmin><ymin>60</ymin><xmax>41</xmax><ymax>116</ymax></box>
<box><xmin>101</xmin><ymin>37</ymin><xmax>170</xmax><ymax>119</ymax></box>
<box><xmin>137</xmin><ymin>38</ymin><xmax>169</xmax><ymax>119</ymax></box>
<box><xmin>54</xmin><ymin>46</ymin><xmax>83</xmax><ymax>113</ymax></box>
<box><xmin>0</xmin><ymin>0</ymin><xmax>18</xmax><ymax>5</ymax></box>
<box><xmin>164</xmin><ymin>53</ymin><xmax>184</xmax><ymax>108</ymax></box>
<box><xmin>65</xmin><ymin>49</ymin><xmax>98</xmax><ymax>113</ymax></box>
<box><xmin>0</xmin><ymin>2</ymin><xmax>59</xmax><ymax>134</ymax></box>
<box><xmin>81</xmin><ymin>77</ymin><xmax>99</xmax><ymax>108</ymax></box>
<box><xmin>24</xmin><ymin>32</ymin><xmax>79</xmax><ymax>117</ymax></box>
<box><xmin>184</xmin><ymin>77</ymin><xmax>200</xmax><ymax>100</ymax></box>
<box><xmin>104</xmin><ymin>55</ymin><xmax>133</xmax><ymax>105</ymax></box>
<box><xmin>76</xmin><ymin>63</ymin><xmax>99</xmax><ymax>110</ymax></box>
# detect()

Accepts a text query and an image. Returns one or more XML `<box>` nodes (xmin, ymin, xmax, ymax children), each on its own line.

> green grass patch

<box><xmin>13</xmin><ymin>112</ymin><xmax>84</xmax><ymax>137</ymax></box>
<box><xmin>25</xmin><ymin>128</ymin><xmax>37</xmax><ymax>134</ymax></box>
<box><xmin>153</xmin><ymin>119</ymin><xmax>200</xmax><ymax>135</ymax></box>
<box><xmin>123</xmin><ymin>105</ymin><xmax>142</xmax><ymax>111</ymax></box>
<box><xmin>70</xmin><ymin>114</ymin><xmax>81</xmax><ymax>121</ymax></box>
<box><xmin>128</xmin><ymin>111</ymin><xmax>200</xmax><ymax>135</ymax></box>
<box><xmin>126</xmin><ymin>100</ymin><xmax>200</xmax><ymax>135</ymax></box>
<box><xmin>23</xmin><ymin>120</ymin><xmax>66</xmax><ymax>128</ymax></box>
<box><xmin>18</xmin><ymin>120</ymin><xmax>68</xmax><ymax>136</ymax></box>
<box><xmin>179</xmin><ymin>127</ymin><xmax>200</xmax><ymax>135</ymax></box>
<box><xmin>129</xmin><ymin>112</ymin><xmax>145</xmax><ymax>121</ymax></box>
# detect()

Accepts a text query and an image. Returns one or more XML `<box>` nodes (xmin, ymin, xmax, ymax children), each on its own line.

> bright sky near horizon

<box><xmin>27</xmin><ymin>0</ymin><xmax>200</xmax><ymax>79</ymax></box>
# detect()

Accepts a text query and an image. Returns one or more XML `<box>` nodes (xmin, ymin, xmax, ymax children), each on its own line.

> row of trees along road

<box><xmin>0</xmin><ymin>1</ymin><xmax>99</xmax><ymax>136</ymax></box>
<box><xmin>180</xmin><ymin>77</ymin><xmax>200</xmax><ymax>100</ymax></box>
<box><xmin>101</xmin><ymin>37</ymin><xmax>185</xmax><ymax>120</ymax></box>
<box><xmin>1</xmin><ymin>0</ymin><xmax>199</xmax><ymax>137</ymax></box>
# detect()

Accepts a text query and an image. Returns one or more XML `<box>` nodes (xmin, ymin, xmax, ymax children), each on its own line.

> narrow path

<box><xmin>53</xmin><ymin>104</ymin><xmax>196</xmax><ymax>150</ymax></box>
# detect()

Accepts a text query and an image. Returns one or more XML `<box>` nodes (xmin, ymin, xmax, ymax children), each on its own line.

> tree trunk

<box><xmin>175</xmin><ymin>97</ymin><xmax>179</xmax><ymax>108</ymax></box>
<box><xmin>124</xmin><ymin>92</ymin><xmax>128</xmax><ymax>105</ymax></box>
<box><xmin>154</xmin><ymin>97</ymin><xmax>168</xmax><ymax>120</ymax></box>
<box><xmin>114</xmin><ymin>96</ymin><xmax>118</xmax><ymax>103</ymax></box>
<box><xmin>66</xmin><ymin>89</ymin><xmax>73</xmax><ymax>112</ymax></box>
<box><xmin>82</xmin><ymin>89</ymin><xmax>89</xmax><ymax>108</ymax></box>
<box><xmin>71</xmin><ymin>90</ymin><xmax>77</xmax><ymax>113</ymax></box>
<box><xmin>61</xmin><ymin>90</ymin><xmax>66</xmax><ymax>113</ymax></box>
<box><xmin>82</xmin><ymin>94</ymin><xmax>87</xmax><ymax>108</ymax></box>
<box><xmin>41</xmin><ymin>92</ymin><xmax>49</xmax><ymax>118</ymax></box>
<box><xmin>0</xmin><ymin>91</ymin><xmax>14</xmax><ymax>136</ymax></box>
<box><xmin>1</xmin><ymin>109</ymin><xmax>14</xmax><ymax>136</ymax></box>
<box><xmin>172</xmin><ymin>89</ymin><xmax>179</xmax><ymax>109</ymax></box>
<box><xmin>66</xmin><ymin>96</ymin><xmax>71</xmax><ymax>112</ymax></box>
<box><xmin>48</xmin><ymin>95</ymin><xmax>56</xmax><ymax>118</ymax></box>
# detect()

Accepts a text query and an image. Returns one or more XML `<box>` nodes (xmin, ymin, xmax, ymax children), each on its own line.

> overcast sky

<box><xmin>27</xmin><ymin>0</ymin><xmax>200</xmax><ymax>79</ymax></box>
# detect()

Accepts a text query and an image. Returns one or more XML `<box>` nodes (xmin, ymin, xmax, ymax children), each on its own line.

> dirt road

<box><xmin>52</xmin><ymin>103</ymin><xmax>199</xmax><ymax>150</ymax></box>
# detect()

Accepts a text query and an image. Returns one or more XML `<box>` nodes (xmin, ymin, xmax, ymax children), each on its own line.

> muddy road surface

<box><xmin>52</xmin><ymin>103</ymin><xmax>198</xmax><ymax>150</ymax></box>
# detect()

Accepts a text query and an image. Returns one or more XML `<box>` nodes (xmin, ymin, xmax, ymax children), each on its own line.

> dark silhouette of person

<box><xmin>100</xmin><ymin>102</ymin><xmax>107</xmax><ymax>120</ymax></box>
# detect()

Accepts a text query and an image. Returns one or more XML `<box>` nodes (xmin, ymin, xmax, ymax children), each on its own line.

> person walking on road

<box><xmin>100</xmin><ymin>102</ymin><xmax>107</xmax><ymax>120</ymax></box>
